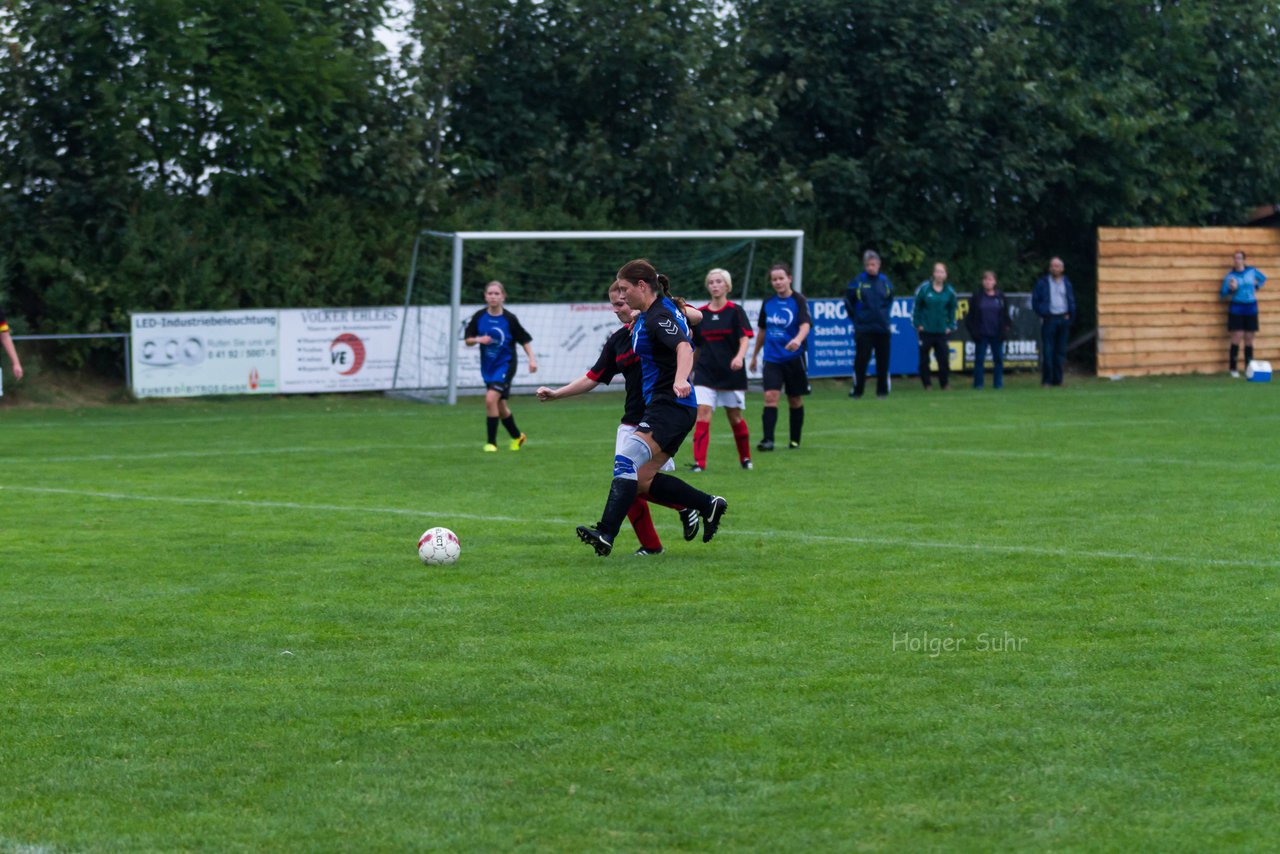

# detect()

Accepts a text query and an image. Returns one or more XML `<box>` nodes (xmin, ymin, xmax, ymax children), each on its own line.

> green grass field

<box><xmin>2</xmin><ymin>374</ymin><xmax>1278</xmax><ymax>852</ymax></box>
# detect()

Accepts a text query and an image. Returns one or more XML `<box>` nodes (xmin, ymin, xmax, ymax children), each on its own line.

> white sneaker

<box><xmin>1230</xmin><ymin>371</ymin><xmax>1241</xmax><ymax>378</ymax></box>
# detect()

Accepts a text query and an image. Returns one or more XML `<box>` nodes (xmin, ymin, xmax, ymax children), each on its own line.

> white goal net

<box><xmin>390</xmin><ymin>230</ymin><xmax>805</xmax><ymax>403</ymax></box>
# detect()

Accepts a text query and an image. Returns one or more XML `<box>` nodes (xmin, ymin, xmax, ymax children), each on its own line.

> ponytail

<box><xmin>618</xmin><ymin>259</ymin><xmax>687</xmax><ymax>308</ymax></box>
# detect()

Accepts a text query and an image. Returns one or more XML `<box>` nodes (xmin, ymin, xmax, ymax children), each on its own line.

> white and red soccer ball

<box><xmin>418</xmin><ymin>527</ymin><xmax>461</xmax><ymax>566</ymax></box>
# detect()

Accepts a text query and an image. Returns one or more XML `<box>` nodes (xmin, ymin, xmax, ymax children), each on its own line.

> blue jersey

<box><xmin>465</xmin><ymin>308</ymin><xmax>532</xmax><ymax>384</ymax></box>
<box><xmin>1221</xmin><ymin>267</ymin><xmax>1267</xmax><ymax>315</ymax></box>
<box><xmin>631</xmin><ymin>297</ymin><xmax>697</xmax><ymax>409</ymax></box>
<box><xmin>757</xmin><ymin>292</ymin><xmax>811</xmax><ymax>363</ymax></box>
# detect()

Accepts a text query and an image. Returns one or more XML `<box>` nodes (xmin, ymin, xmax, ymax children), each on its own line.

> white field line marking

<box><xmin>801</xmin><ymin>443</ymin><xmax>1280</xmax><ymax>472</ymax></box>
<box><xmin>3</xmin><ymin>418</ymin><xmax>1256</xmax><ymax>466</ymax></box>
<box><xmin>5</xmin><ymin>485</ymin><xmax>1278</xmax><ymax>570</ymax></box>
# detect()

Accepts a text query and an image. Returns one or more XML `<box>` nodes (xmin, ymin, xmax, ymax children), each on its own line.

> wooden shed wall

<box><xmin>1097</xmin><ymin>227</ymin><xmax>1278</xmax><ymax>377</ymax></box>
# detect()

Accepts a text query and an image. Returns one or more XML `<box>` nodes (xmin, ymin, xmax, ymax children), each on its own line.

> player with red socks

<box><xmin>537</xmin><ymin>282</ymin><xmax>702</xmax><ymax>554</ymax></box>
<box><xmin>689</xmin><ymin>268</ymin><xmax>753</xmax><ymax>472</ymax></box>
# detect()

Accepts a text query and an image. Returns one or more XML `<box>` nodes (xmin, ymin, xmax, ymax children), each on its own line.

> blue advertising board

<box><xmin>805</xmin><ymin>297</ymin><xmax>924</xmax><ymax>377</ymax></box>
<box><xmin>804</xmin><ymin>294</ymin><xmax>1038</xmax><ymax>378</ymax></box>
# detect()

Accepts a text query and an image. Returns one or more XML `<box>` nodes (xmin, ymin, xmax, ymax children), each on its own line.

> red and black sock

<box><xmin>731</xmin><ymin>419</ymin><xmax>751</xmax><ymax>463</ymax></box>
<box><xmin>692</xmin><ymin>421</ymin><xmax>710</xmax><ymax>468</ymax></box>
<box><xmin>626</xmin><ymin>498</ymin><xmax>662</xmax><ymax>551</ymax></box>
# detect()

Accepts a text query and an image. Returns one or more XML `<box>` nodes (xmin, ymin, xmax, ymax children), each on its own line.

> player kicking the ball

<box><xmin>575</xmin><ymin>259</ymin><xmax>728</xmax><ymax>557</ymax></box>
<box><xmin>537</xmin><ymin>282</ymin><xmax>702</xmax><ymax>554</ymax></box>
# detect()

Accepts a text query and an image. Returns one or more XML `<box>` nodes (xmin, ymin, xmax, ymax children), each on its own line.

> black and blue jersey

<box><xmin>757</xmin><ymin>292</ymin><xmax>811</xmax><ymax>364</ymax></box>
<box><xmin>464</xmin><ymin>308</ymin><xmax>532</xmax><ymax>385</ymax></box>
<box><xmin>631</xmin><ymin>297</ymin><xmax>697</xmax><ymax>410</ymax></box>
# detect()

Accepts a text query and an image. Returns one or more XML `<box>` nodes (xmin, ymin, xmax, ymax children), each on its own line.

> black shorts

<box><xmin>762</xmin><ymin>357</ymin><xmax>810</xmax><ymax>396</ymax></box>
<box><xmin>636</xmin><ymin>400</ymin><xmax>697</xmax><ymax>456</ymax></box>
<box><xmin>484</xmin><ymin>361</ymin><xmax>519</xmax><ymax>399</ymax></box>
<box><xmin>1228</xmin><ymin>313</ymin><xmax>1259</xmax><ymax>333</ymax></box>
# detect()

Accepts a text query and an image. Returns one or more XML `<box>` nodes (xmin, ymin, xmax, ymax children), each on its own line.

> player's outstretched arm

<box><xmin>682</xmin><ymin>305</ymin><xmax>703</xmax><ymax>326</ymax></box>
<box><xmin>537</xmin><ymin>375</ymin><xmax>599</xmax><ymax>401</ymax></box>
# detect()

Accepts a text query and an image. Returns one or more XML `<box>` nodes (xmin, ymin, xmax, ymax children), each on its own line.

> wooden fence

<box><xmin>1097</xmin><ymin>227</ymin><xmax>1278</xmax><ymax>376</ymax></box>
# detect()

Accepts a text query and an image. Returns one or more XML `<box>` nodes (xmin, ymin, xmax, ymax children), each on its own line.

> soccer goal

<box><xmin>390</xmin><ymin>229</ymin><xmax>805</xmax><ymax>404</ymax></box>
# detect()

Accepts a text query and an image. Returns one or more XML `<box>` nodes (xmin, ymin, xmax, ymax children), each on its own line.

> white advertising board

<box><xmin>399</xmin><ymin>302</ymin><xmax>626</xmax><ymax>389</ymax></box>
<box><xmin>278</xmin><ymin>307</ymin><xmax>404</xmax><ymax>393</ymax></box>
<box><xmin>130</xmin><ymin>311</ymin><xmax>280</xmax><ymax>398</ymax></box>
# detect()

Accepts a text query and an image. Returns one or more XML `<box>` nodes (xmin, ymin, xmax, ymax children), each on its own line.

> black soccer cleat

<box><xmin>687</xmin><ymin>463</ymin><xmax>705</xmax><ymax>473</ymax></box>
<box><xmin>756</xmin><ymin>439</ymin><xmax>775</xmax><ymax>452</ymax></box>
<box><xmin>633</xmin><ymin>546</ymin><xmax>665</xmax><ymax>556</ymax></box>
<box><xmin>741</xmin><ymin>458</ymin><xmax>753</xmax><ymax>470</ymax></box>
<box><xmin>788</xmin><ymin>440</ymin><xmax>800</xmax><ymax>449</ymax></box>
<box><xmin>702</xmin><ymin>496</ymin><xmax>728</xmax><ymax>543</ymax></box>
<box><xmin>576</xmin><ymin>525</ymin><xmax>613</xmax><ymax>557</ymax></box>
<box><xmin>679</xmin><ymin>508</ymin><xmax>701</xmax><ymax>542</ymax></box>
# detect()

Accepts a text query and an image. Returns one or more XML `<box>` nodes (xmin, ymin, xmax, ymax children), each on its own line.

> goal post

<box><xmin>392</xmin><ymin>229</ymin><xmax>805</xmax><ymax>404</ymax></box>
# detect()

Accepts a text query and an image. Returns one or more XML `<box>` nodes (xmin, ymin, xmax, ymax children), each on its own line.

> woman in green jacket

<box><xmin>912</xmin><ymin>262</ymin><xmax>959</xmax><ymax>390</ymax></box>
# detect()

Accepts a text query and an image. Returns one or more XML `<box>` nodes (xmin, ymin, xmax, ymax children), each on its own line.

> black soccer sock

<box><xmin>598</xmin><ymin>478</ymin><xmax>639</xmax><ymax>539</ymax></box>
<box><xmin>789</xmin><ymin>406</ymin><xmax>804</xmax><ymax>444</ymax></box>
<box><xmin>486</xmin><ymin>416</ymin><xmax>499</xmax><ymax>444</ymax></box>
<box><xmin>501</xmin><ymin>415</ymin><xmax>521</xmax><ymax>438</ymax></box>
<box><xmin>648</xmin><ymin>473</ymin><xmax>712</xmax><ymax>515</ymax></box>
<box><xmin>762</xmin><ymin>406</ymin><xmax>778</xmax><ymax>442</ymax></box>
<box><xmin>1230</xmin><ymin>344</ymin><xmax>1239</xmax><ymax>371</ymax></box>
<box><xmin>1245</xmin><ymin>345</ymin><xmax>1254</xmax><ymax>365</ymax></box>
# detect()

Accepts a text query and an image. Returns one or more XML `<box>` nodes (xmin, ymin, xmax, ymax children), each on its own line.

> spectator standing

<box><xmin>1031</xmin><ymin>257</ymin><xmax>1076</xmax><ymax>387</ymax></box>
<box><xmin>1220</xmin><ymin>250</ymin><xmax>1266</xmax><ymax>377</ymax></box>
<box><xmin>912</xmin><ymin>263</ymin><xmax>959</xmax><ymax>390</ymax></box>
<box><xmin>846</xmin><ymin>250</ymin><xmax>894</xmax><ymax>398</ymax></box>
<box><xmin>965</xmin><ymin>270</ymin><xmax>1012</xmax><ymax>389</ymax></box>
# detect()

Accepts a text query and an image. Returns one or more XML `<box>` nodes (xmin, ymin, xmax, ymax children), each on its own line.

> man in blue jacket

<box><xmin>845</xmin><ymin>250</ymin><xmax>894</xmax><ymax>398</ymax></box>
<box><xmin>1031</xmin><ymin>256</ymin><xmax>1076</xmax><ymax>387</ymax></box>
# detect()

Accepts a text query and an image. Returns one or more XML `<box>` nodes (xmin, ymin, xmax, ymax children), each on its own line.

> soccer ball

<box><xmin>418</xmin><ymin>527</ymin><xmax>461</xmax><ymax>566</ymax></box>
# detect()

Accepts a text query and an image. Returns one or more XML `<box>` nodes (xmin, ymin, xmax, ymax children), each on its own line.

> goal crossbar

<box><xmin>395</xmin><ymin>229</ymin><xmax>805</xmax><ymax>404</ymax></box>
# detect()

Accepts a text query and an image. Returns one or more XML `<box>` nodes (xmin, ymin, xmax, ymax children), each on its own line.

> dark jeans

<box><xmin>1041</xmin><ymin>315</ymin><xmax>1069</xmax><ymax>385</ymax></box>
<box><xmin>918</xmin><ymin>332</ymin><xmax>950</xmax><ymax>388</ymax></box>
<box><xmin>973</xmin><ymin>336</ymin><xmax>1004</xmax><ymax>389</ymax></box>
<box><xmin>853</xmin><ymin>331</ymin><xmax>892</xmax><ymax>396</ymax></box>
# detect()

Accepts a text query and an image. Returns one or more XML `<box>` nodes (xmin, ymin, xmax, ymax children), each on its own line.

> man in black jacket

<box><xmin>845</xmin><ymin>250</ymin><xmax>895</xmax><ymax>398</ymax></box>
<box><xmin>1031</xmin><ymin>257</ymin><xmax>1076</xmax><ymax>387</ymax></box>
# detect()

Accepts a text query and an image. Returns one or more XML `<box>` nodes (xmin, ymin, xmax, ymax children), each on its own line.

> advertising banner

<box><xmin>399</xmin><ymin>302</ymin><xmax>626</xmax><ymax>390</ymax></box>
<box><xmin>130</xmin><ymin>311</ymin><xmax>280</xmax><ymax>398</ymax></box>
<box><xmin>278</xmin><ymin>307</ymin><xmax>404</xmax><ymax>393</ymax></box>
<box><xmin>805</xmin><ymin>293</ymin><xmax>1040</xmax><ymax>378</ymax></box>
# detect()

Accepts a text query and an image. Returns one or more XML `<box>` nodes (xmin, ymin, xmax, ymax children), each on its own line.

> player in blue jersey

<box><xmin>748</xmin><ymin>263</ymin><xmax>811</xmax><ymax>451</ymax></box>
<box><xmin>1221</xmin><ymin>250</ymin><xmax>1267</xmax><ymax>377</ymax></box>
<box><xmin>576</xmin><ymin>259</ymin><xmax>728</xmax><ymax>557</ymax></box>
<box><xmin>464</xmin><ymin>281</ymin><xmax>538</xmax><ymax>451</ymax></box>
<box><xmin>537</xmin><ymin>281</ymin><xmax>703</xmax><ymax>554</ymax></box>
